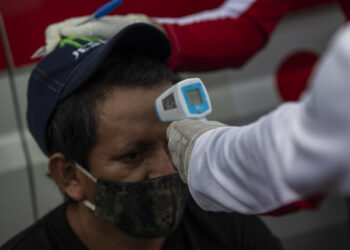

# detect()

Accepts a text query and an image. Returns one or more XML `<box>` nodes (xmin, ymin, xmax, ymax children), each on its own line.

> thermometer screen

<box><xmin>162</xmin><ymin>93</ymin><xmax>177</xmax><ymax>111</ymax></box>
<box><xmin>187</xmin><ymin>89</ymin><xmax>203</xmax><ymax>106</ymax></box>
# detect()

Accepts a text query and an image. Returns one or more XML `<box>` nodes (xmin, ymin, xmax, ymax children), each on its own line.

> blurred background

<box><xmin>0</xmin><ymin>0</ymin><xmax>350</xmax><ymax>249</ymax></box>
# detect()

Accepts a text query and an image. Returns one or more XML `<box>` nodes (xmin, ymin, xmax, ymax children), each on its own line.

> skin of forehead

<box><xmin>96</xmin><ymin>82</ymin><xmax>172</xmax><ymax>144</ymax></box>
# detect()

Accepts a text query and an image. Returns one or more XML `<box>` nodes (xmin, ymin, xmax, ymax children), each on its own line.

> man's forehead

<box><xmin>93</xmin><ymin>114</ymin><xmax>169</xmax><ymax>157</ymax></box>
<box><xmin>98</xmin><ymin>82</ymin><xmax>172</xmax><ymax>115</ymax></box>
<box><xmin>93</xmin><ymin>83</ymin><xmax>171</xmax><ymax>148</ymax></box>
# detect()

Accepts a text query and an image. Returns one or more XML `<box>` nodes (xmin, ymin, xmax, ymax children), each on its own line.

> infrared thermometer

<box><xmin>155</xmin><ymin>78</ymin><xmax>212</xmax><ymax>122</ymax></box>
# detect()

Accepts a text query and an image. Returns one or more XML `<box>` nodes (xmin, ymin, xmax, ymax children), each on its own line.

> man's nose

<box><xmin>147</xmin><ymin>148</ymin><xmax>177</xmax><ymax>179</ymax></box>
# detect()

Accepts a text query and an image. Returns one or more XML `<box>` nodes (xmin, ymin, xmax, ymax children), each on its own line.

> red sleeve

<box><xmin>339</xmin><ymin>0</ymin><xmax>350</xmax><ymax>20</ymax></box>
<box><xmin>262</xmin><ymin>195</ymin><xmax>325</xmax><ymax>216</ymax></box>
<box><xmin>163</xmin><ymin>0</ymin><xmax>294</xmax><ymax>71</ymax></box>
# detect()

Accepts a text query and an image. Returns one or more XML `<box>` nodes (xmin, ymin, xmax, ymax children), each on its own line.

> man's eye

<box><xmin>119</xmin><ymin>151</ymin><xmax>144</xmax><ymax>164</ymax></box>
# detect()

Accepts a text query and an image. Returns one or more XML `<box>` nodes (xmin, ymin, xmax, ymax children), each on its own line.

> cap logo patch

<box><xmin>59</xmin><ymin>36</ymin><xmax>107</xmax><ymax>60</ymax></box>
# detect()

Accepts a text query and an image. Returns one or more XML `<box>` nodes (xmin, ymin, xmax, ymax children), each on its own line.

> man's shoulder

<box><xmin>181</xmin><ymin>197</ymin><xmax>283</xmax><ymax>250</ymax></box>
<box><xmin>0</xmin><ymin>204</ymin><xmax>67</xmax><ymax>250</ymax></box>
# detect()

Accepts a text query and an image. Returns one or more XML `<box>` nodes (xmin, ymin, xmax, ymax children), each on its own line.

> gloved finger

<box><xmin>45</xmin><ymin>23</ymin><xmax>64</xmax><ymax>54</ymax></box>
<box><xmin>60</xmin><ymin>24</ymin><xmax>96</xmax><ymax>38</ymax></box>
<box><xmin>166</xmin><ymin>123</ymin><xmax>188</xmax><ymax>183</ymax></box>
<box><xmin>58</xmin><ymin>14</ymin><xmax>153</xmax><ymax>47</ymax></box>
<box><xmin>167</xmin><ymin>119</ymin><xmax>226</xmax><ymax>141</ymax></box>
<box><xmin>60</xmin><ymin>16</ymin><xmax>122</xmax><ymax>39</ymax></box>
<box><xmin>167</xmin><ymin>119</ymin><xmax>227</xmax><ymax>183</ymax></box>
<box><xmin>45</xmin><ymin>16</ymin><xmax>90</xmax><ymax>54</ymax></box>
<box><xmin>61</xmin><ymin>16</ymin><xmax>128</xmax><ymax>40</ymax></box>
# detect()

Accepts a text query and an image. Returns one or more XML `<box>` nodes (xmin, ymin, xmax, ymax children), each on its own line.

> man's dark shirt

<box><xmin>1</xmin><ymin>198</ymin><xmax>283</xmax><ymax>249</ymax></box>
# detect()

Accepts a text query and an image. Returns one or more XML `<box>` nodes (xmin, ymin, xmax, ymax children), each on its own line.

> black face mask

<box><xmin>76</xmin><ymin>164</ymin><xmax>189</xmax><ymax>238</ymax></box>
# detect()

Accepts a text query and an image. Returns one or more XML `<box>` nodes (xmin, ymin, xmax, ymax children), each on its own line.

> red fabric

<box><xmin>115</xmin><ymin>0</ymin><xmax>225</xmax><ymax>17</ymax></box>
<box><xmin>293</xmin><ymin>0</ymin><xmax>337</xmax><ymax>10</ymax></box>
<box><xmin>339</xmin><ymin>0</ymin><xmax>350</xmax><ymax>20</ymax></box>
<box><xmin>276</xmin><ymin>51</ymin><xmax>319</xmax><ymax>101</ymax></box>
<box><xmin>0</xmin><ymin>0</ymin><xmax>224</xmax><ymax>70</ymax></box>
<box><xmin>165</xmin><ymin>17</ymin><xmax>268</xmax><ymax>71</ymax></box>
<box><xmin>0</xmin><ymin>0</ymin><xmax>341</xmax><ymax>71</ymax></box>
<box><xmin>263</xmin><ymin>195</ymin><xmax>325</xmax><ymax>216</ymax></box>
<box><xmin>165</xmin><ymin>0</ymin><xmax>294</xmax><ymax>71</ymax></box>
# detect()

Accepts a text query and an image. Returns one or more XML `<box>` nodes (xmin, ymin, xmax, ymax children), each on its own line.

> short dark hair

<box><xmin>46</xmin><ymin>51</ymin><xmax>182</xmax><ymax>169</ymax></box>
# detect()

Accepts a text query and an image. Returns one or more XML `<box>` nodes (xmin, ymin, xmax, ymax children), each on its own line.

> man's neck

<box><xmin>66</xmin><ymin>202</ymin><xmax>166</xmax><ymax>250</ymax></box>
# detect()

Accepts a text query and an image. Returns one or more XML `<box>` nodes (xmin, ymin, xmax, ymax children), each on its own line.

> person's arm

<box><xmin>43</xmin><ymin>0</ymin><xmax>294</xmax><ymax>71</ymax></box>
<box><xmin>167</xmin><ymin>23</ymin><xmax>350</xmax><ymax>214</ymax></box>
<box><xmin>156</xmin><ymin>0</ymin><xmax>294</xmax><ymax>71</ymax></box>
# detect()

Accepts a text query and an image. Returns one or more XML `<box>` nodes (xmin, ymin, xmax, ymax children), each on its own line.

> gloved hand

<box><xmin>167</xmin><ymin>119</ymin><xmax>226</xmax><ymax>183</ymax></box>
<box><xmin>45</xmin><ymin>14</ymin><xmax>154</xmax><ymax>54</ymax></box>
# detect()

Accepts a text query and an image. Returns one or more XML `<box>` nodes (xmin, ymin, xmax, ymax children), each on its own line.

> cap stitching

<box><xmin>35</xmin><ymin>67</ymin><xmax>65</xmax><ymax>87</ymax></box>
<box><xmin>31</xmin><ymin>74</ymin><xmax>60</xmax><ymax>94</ymax></box>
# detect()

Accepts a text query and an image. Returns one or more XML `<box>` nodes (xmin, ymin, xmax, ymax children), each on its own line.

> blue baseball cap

<box><xmin>27</xmin><ymin>23</ymin><xmax>172</xmax><ymax>156</ymax></box>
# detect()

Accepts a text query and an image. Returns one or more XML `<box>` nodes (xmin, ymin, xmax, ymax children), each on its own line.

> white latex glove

<box><xmin>167</xmin><ymin>119</ymin><xmax>226</xmax><ymax>183</ymax></box>
<box><xmin>45</xmin><ymin>14</ymin><xmax>152</xmax><ymax>54</ymax></box>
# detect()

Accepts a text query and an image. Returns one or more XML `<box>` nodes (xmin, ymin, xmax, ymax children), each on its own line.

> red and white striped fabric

<box><xmin>0</xmin><ymin>0</ymin><xmax>342</xmax><ymax>69</ymax></box>
<box><xmin>151</xmin><ymin>0</ymin><xmax>346</xmax><ymax>71</ymax></box>
<box><xmin>156</xmin><ymin>0</ymin><xmax>295</xmax><ymax>71</ymax></box>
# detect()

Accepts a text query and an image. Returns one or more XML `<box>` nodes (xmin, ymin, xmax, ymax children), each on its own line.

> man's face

<box><xmin>87</xmin><ymin>81</ymin><xmax>176</xmax><ymax>185</ymax></box>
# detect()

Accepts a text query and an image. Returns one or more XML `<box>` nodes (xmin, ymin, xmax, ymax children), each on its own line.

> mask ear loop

<box><xmin>75</xmin><ymin>163</ymin><xmax>97</xmax><ymax>211</ymax></box>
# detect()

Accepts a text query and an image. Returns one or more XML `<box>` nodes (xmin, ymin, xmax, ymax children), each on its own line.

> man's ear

<box><xmin>48</xmin><ymin>153</ymin><xmax>84</xmax><ymax>202</ymax></box>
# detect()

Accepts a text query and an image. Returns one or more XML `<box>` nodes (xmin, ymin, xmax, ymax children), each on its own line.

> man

<box><xmin>0</xmin><ymin>23</ymin><xmax>282</xmax><ymax>249</ymax></box>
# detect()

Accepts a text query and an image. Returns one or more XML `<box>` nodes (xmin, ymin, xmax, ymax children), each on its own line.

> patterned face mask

<box><xmin>75</xmin><ymin>164</ymin><xmax>189</xmax><ymax>238</ymax></box>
